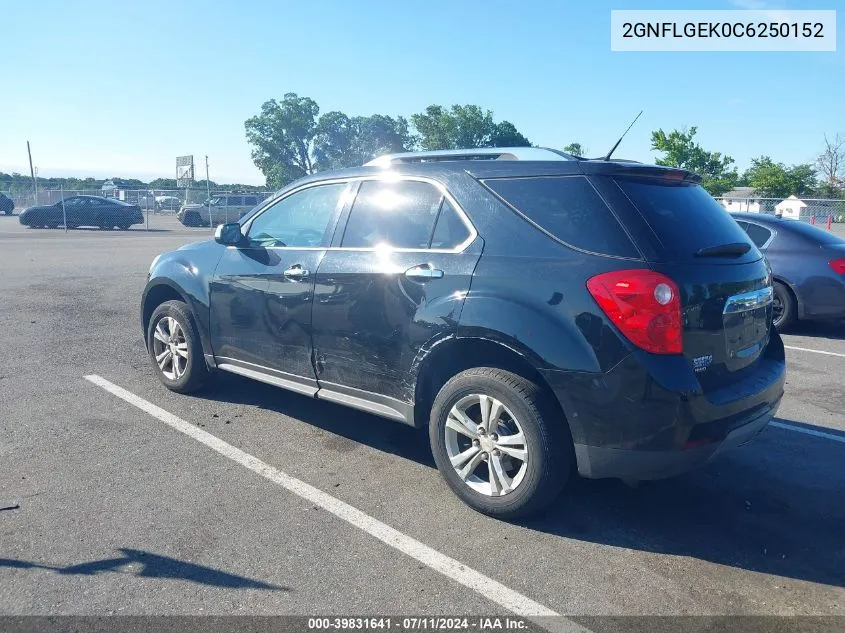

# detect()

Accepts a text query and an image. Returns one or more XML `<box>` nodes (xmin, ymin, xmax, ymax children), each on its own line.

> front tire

<box><xmin>773</xmin><ymin>281</ymin><xmax>797</xmax><ymax>331</ymax></box>
<box><xmin>429</xmin><ymin>368</ymin><xmax>570</xmax><ymax>519</ymax></box>
<box><xmin>147</xmin><ymin>300</ymin><xmax>209</xmax><ymax>393</ymax></box>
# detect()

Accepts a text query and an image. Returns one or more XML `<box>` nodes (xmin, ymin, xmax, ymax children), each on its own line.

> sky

<box><xmin>1</xmin><ymin>0</ymin><xmax>842</xmax><ymax>185</ymax></box>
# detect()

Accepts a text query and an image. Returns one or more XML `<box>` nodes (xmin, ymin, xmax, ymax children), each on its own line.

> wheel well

<box><xmin>773</xmin><ymin>276</ymin><xmax>800</xmax><ymax>315</ymax></box>
<box><xmin>142</xmin><ymin>284</ymin><xmax>185</xmax><ymax>341</ymax></box>
<box><xmin>414</xmin><ymin>337</ymin><xmax>568</xmax><ymax>429</ymax></box>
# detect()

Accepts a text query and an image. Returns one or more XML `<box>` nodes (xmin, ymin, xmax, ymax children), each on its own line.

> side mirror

<box><xmin>215</xmin><ymin>222</ymin><xmax>245</xmax><ymax>246</ymax></box>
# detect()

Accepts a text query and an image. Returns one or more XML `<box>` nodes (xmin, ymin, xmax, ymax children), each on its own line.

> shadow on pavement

<box><xmin>0</xmin><ymin>548</ymin><xmax>285</xmax><ymax>590</ymax></box>
<box><xmin>196</xmin><ymin>373</ymin><xmax>435</xmax><ymax>469</ymax></box>
<box><xmin>781</xmin><ymin>320</ymin><xmax>845</xmax><ymax>340</ymax></box>
<box><xmin>200</xmin><ymin>374</ymin><xmax>845</xmax><ymax>590</ymax></box>
<box><xmin>520</xmin><ymin>416</ymin><xmax>845</xmax><ymax>590</ymax></box>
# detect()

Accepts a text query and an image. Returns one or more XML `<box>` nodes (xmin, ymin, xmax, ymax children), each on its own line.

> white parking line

<box><xmin>784</xmin><ymin>345</ymin><xmax>845</xmax><ymax>359</ymax></box>
<box><xmin>770</xmin><ymin>421</ymin><xmax>845</xmax><ymax>444</ymax></box>
<box><xmin>84</xmin><ymin>374</ymin><xmax>587</xmax><ymax>633</ymax></box>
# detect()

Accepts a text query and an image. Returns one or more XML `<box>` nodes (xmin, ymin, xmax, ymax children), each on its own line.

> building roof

<box><xmin>721</xmin><ymin>187</ymin><xmax>759</xmax><ymax>200</ymax></box>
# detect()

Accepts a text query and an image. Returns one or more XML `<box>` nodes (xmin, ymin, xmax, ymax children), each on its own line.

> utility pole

<box><xmin>27</xmin><ymin>141</ymin><xmax>37</xmax><ymax>205</ymax></box>
<box><xmin>206</xmin><ymin>156</ymin><xmax>212</xmax><ymax>228</ymax></box>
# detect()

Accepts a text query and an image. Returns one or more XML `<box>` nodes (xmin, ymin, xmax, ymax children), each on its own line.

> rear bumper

<box><xmin>573</xmin><ymin>396</ymin><xmax>779</xmax><ymax>480</ymax></box>
<box><xmin>541</xmin><ymin>330</ymin><xmax>786</xmax><ymax>481</ymax></box>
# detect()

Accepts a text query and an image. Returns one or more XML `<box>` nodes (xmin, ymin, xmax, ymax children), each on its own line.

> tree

<box><xmin>245</xmin><ymin>93</ymin><xmax>320</xmax><ymax>188</ymax></box>
<box><xmin>650</xmin><ymin>127</ymin><xmax>738</xmax><ymax>196</ymax></box>
<box><xmin>742</xmin><ymin>156</ymin><xmax>817</xmax><ymax>199</ymax></box>
<box><xmin>149</xmin><ymin>178</ymin><xmax>178</xmax><ymax>189</ymax></box>
<box><xmin>410</xmin><ymin>104</ymin><xmax>530</xmax><ymax>150</ymax></box>
<box><xmin>563</xmin><ymin>142</ymin><xmax>586</xmax><ymax>157</ymax></box>
<box><xmin>815</xmin><ymin>134</ymin><xmax>844</xmax><ymax>195</ymax></box>
<box><xmin>491</xmin><ymin>121</ymin><xmax>530</xmax><ymax>147</ymax></box>
<box><xmin>314</xmin><ymin>113</ymin><xmax>415</xmax><ymax>170</ymax></box>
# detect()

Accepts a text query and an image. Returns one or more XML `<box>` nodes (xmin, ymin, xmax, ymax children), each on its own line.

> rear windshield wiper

<box><xmin>694</xmin><ymin>242</ymin><xmax>751</xmax><ymax>258</ymax></box>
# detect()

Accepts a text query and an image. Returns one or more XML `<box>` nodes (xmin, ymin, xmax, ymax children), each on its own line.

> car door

<box><xmin>209</xmin><ymin>181</ymin><xmax>350</xmax><ymax>395</ymax></box>
<box><xmin>311</xmin><ymin>177</ymin><xmax>481</xmax><ymax>422</ymax></box>
<box><xmin>64</xmin><ymin>196</ymin><xmax>88</xmax><ymax>226</ymax></box>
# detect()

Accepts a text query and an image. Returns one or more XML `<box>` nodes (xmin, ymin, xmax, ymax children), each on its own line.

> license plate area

<box><xmin>723</xmin><ymin>287</ymin><xmax>773</xmax><ymax>371</ymax></box>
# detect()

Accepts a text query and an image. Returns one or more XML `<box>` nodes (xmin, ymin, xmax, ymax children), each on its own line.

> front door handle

<box><xmin>284</xmin><ymin>264</ymin><xmax>310</xmax><ymax>279</ymax></box>
<box><xmin>405</xmin><ymin>264</ymin><xmax>444</xmax><ymax>280</ymax></box>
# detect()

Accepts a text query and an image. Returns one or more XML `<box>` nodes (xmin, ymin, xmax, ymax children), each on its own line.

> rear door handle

<box><xmin>284</xmin><ymin>264</ymin><xmax>310</xmax><ymax>279</ymax></box>
<box><xmin>405</xmin><ymin>264</ymin><xmax>444</xmax><ymax>280</ymax></box>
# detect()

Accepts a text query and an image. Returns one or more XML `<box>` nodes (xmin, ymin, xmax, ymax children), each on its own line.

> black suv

<box><xmin>142</xmin><ymin>147</ymin><xmax>785</xmax><ymax>518</ymax></box>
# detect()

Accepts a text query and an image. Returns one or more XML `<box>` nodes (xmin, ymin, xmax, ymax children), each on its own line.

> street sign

<box><xmin>176</xmin><ymin>155</ymin><xmax>194</xmax><ymax>187</ymax></box>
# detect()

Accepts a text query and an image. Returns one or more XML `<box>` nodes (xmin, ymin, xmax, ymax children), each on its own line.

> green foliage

<box><xmin>244</xmin><ymin>93</ymin><xmax>320</xmax><ymax>188</ymax></box>
<box><xmin>314</xmin><ymin>113</ymin><xmax>415</xmax><ymax>170</ymax></box>
<box><xmin>563</xmin><ymin>142</ymin><xmax>586</xmax><ymax>157</ymax></box>
<box><xmin>410</xmin><ymin>105</ymin><xmax>530</xmax><ymax>150</ymax></box>
<box><xmin>491</xmin><ymin>121</ymin><xmax>530</xmax><ymax>148</ymax></box>
<box><xmin>650</xmin><ymin>127</ymin><xmax>738</xmax><ymax>196</ymax></box>
<box><xmin>245</xmin><ymin>93</ymin><xmax>415</xmax><ymax>187</ymax></box>
<box><xmin>742</xmin><ymin>156</ymin><xmax>817</xmax><ymax>199</ymax></box>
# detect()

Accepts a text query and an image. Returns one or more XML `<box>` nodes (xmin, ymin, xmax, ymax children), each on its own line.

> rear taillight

<box><xmin>829</xmin><ymin>258</ymin><xmax>845</xmax><ymax>275</ymax></box>
<box><xmin>586</xmin><ymin>269</ymin><xmax>683</xmax><ymax>354</ymax></box>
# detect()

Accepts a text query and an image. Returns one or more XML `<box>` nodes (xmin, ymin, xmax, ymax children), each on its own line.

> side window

<box><xmin>243</xmin><ymin>196</ymin><xmax>258</xmax><ymax>206</ymax></box>
<box><xmin>341</xmin><ymin>180</ymin><xmax>444</xmax><ymax>249</ymax></box>
<box><xmin>247</xmin><ymin>183</ymin><xmax>346</xmax><ymax>248</ymax></box>
<box><xmin>744</xmin><ymin>223</ymin><xmax>773</xmax><ymax>248</ymax></box>
<box><xmin>484</xmin><ymin>176</ymin><xmax>639</xmax><ymax>258</ymax></box>
<box><xmin>430</xmin><ymin>200</ymin><xmax>471</xmax><ymax>249</ymax></box>
<box><xmin>226</xmin><ymin>196</ymin><xmax>242</xmax><ymax>206</ymax></box>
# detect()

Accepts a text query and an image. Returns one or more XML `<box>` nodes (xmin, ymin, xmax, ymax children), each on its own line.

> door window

<box><xmin>341</xmin><ymin>180</ymin><xmax>445</xmax><ymax>249</ymax></box>
<box><xmin>246</xmin><ymin>183</ymin><xmax>346</xmax><ymax>248</ymax></box>
<box><xmin>430</xmin><ymin>199</ymin><xmax>471</xmax><ymax>249</ymax></box>
<box><xmin>743</xmin><ymin>223</ymin><xmax>773</xmax><ymax>248</ymax></box>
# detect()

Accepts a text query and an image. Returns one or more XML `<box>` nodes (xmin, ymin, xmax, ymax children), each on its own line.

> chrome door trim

<box><xmin>216</xmin><ymin>358</ymin><xmax>318</xmax><ymax>397</ymax></box>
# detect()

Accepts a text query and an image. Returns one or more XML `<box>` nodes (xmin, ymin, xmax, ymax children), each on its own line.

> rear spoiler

<box><xmin>607</xmin><ymin>164</ymin><xmax>702</xmax><ymax>184</ymax></box>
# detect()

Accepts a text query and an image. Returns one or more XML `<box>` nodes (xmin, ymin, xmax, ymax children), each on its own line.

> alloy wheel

<box><xmin>444</xmin><ymin>394</ymin><xmax>529</xmax><ymax>497</ymax></box>
<box><xmin>772</xmin><ymin>292</ymin><xmax>785</xmax><ymax>326</ymax></box>
<box><xmin>151</xmin><ymin>316</ymin><xmax>189</xmax><ymax>380</ymax></box>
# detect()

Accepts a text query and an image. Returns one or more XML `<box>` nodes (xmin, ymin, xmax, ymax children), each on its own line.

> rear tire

<box><xmin>773</xmin><ymin>281</ymin><xmax>796</xmax><ymax>331</ymax></box>
<box><xmin>147</xmin><ymin>299</ymin><xmax>209</xmax><ymax>393</ymax></box>
<box><xmin>429</xmin><ymin>367</ymin><xmax>570</xmax><ymax>519</ymax></box>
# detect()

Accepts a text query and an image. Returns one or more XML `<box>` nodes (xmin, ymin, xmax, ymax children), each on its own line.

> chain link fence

<box><xmin>715</xmin><ymin>196</ymin><xmax>845</xmax><ymax>228</ymax></box>
<box><xmin>5</xmin><ymin>186</ymin><xmax>844</xmax><ymax>234</ymax></box>
<box><xmin>1</xmin><ymin>187</ymin><xmax>274</xmax><ymax>232</ymax></box>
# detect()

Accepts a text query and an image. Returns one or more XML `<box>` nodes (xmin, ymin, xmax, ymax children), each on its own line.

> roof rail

<box><xmin>364</xmin><ymin>147</ymin><xmax>576</xmax><ymax>167</ymax></box>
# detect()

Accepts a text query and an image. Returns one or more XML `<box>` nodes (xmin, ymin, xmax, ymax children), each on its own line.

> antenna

<box><xmin>602</xmin><ymin>110</ymin><xmax>643</xmax><ymax>161</ymax></box>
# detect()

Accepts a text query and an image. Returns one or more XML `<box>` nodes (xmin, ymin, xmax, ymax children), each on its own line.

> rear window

<box><xmin>616</xmin><ymin>179</ymin><xmax>753</xmax><ymax>260</ymax></box>
<box><xmin>783</xmin><ymin>220</ymin><xmax>844</xmax><ymax>246</ymax></box>
<box><xmin>483</xmin><ymin>176</ymin><xmax>639</xmax><ymax>258</ymax></box>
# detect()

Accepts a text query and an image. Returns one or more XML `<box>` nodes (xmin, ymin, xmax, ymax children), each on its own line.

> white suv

<box><xmin>177</xmin><ymin>194</ymin><xmax>262</xmax><ymax>226</ymax></box>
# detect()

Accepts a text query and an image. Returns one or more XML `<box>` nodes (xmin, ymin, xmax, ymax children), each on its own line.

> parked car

<box><xmin>176</xmin><ymin>194</ymin><xmax>261</xmax><ymax>226</ymax></box>
<box><xmin>0</xmin><ymin>193</ymin><xmax>13</xmax><ymax>215</ymax></box>
<box><xmin>135</xmin><ymin>192</ymin><xmax>157</xmax><ymax>210</ymax></box>
<box><xmin>142</xmin><ymin>147</ymin><xmax>785</xmax><ymax>519</ymax></box>
<box><xmin>155</xmin><ymin>195</ymin><xmax>183</xmax><ymax>212</ymax></box>
<box><xmin>730</xmin><ymin>212</ymin><xmax>845</xmax><ymax>330</ymax></box>
<box><xmin>19</xmin><ymin>195</ymin><xmax>144</xmax><ymax>229</ymax></box>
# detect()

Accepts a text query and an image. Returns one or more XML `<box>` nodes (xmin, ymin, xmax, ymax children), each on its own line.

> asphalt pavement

<box><xmin>1</xmin><ymin>215</ymin><xmax>843</xmax><ymax>624</ymax></box>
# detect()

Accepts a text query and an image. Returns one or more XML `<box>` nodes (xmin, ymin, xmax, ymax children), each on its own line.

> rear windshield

<box><xmin>783</xmin><ymin>219</ymin><xmax>844</xmax><ymax>246</ymax></box>
<box><xmin>616</xmin><ymin>179</ymin><xmax>754</xmax><ymax>261</ymax></box>
<box><xmin>483</xmin><ymin>176</ymin><xmax>639</xmax><ymax>258</ymax></box>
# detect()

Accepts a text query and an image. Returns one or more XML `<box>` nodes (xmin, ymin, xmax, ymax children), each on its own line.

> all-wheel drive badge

<box><xmin>693</xmin><ymin>354</ymin><xmax>713</xmax><ymax>373</ymax></box>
